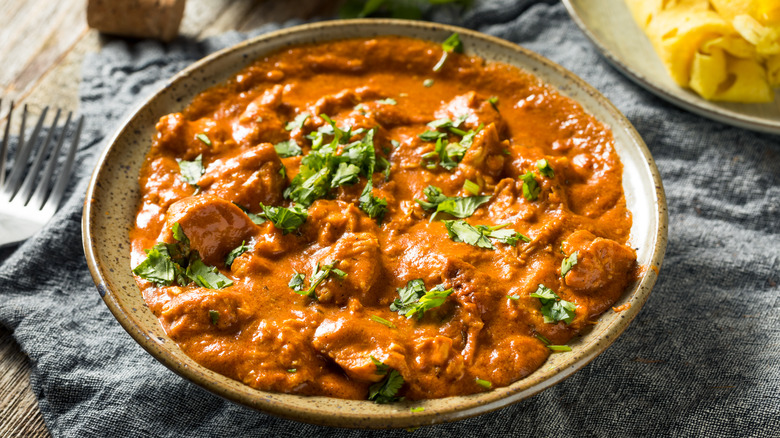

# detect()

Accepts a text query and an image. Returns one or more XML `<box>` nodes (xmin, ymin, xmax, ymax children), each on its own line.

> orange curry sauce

<box><xmin>130</xmin><ymin>36</ymin><xmax>637</xmax><ymax>400</ymax></box>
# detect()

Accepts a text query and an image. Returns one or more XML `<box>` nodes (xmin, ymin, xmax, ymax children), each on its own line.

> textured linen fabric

<box><xmin>1</xmin><ymin>1</ymin><xmax>778</xmax><ymax>436</ymax></box>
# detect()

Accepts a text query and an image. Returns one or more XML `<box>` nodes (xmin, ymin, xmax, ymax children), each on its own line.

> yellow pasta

<box><xmin>627</xmin><ymin>0</ymin><xmax>780</xmax><ymax>102</ymax></box>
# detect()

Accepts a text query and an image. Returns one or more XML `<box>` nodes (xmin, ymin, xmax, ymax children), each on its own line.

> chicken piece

<box><xmin>160</xmin><ymin>288</ymin><xmax>250</xmax><ymax>339</ymax></box>
<box><xmin>198</xmin><ymin>143</ymin><xmax>286</xmax><ymax>209</ymax></box>
<box><xmin>471</xmin><ymin>335</ymin><xmax>549</xmax><ymax>386</ymax></box>
<box><xmin>307</xmin><ymin>232</ymin><xmax>382</xmax><ymax>306</ymax></box>
<box><xmin>312</xmin><ymin>315</ymin><xmax>407</xmax><ymax>383</ymax></box>
<box><xmin>434</xmin><ymin>91</ymin><xmax>505</xmax><ymax>134</ymax></box>
<box><xmin>562</xmin><ymin>230</ymin><xmax>637</xmax><ymax>314</ymax></box>
<box><xmin>301</xmin><ymin>200</ymin><xmax>378</xmax><ymax>247</ymax></box>
<box><xmin>233</xmin><ymin>85</ymin><xmax>289</xmax><ymax>146</ymax></box>
<box><xmin>459</xmin><ymin>123</ymin><xmax>508</xmax><ymax>183</ymax></box>
<box><xmin>162</xmin><ymin>195</ymin><xmax>257</xmax><ymax>266</ymax></box>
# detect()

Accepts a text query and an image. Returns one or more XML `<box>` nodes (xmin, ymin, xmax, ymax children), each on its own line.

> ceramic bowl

<box><xmin>82</xmin><ymin>19</ymin><xmax>668</xmax><ymax>429</ymax></box>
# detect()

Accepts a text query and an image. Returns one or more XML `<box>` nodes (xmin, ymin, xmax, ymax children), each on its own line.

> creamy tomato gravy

<box><xmin>131</xmin><ymin>36</ymin><xmax>637</xmax><ymax>400</ymax></box>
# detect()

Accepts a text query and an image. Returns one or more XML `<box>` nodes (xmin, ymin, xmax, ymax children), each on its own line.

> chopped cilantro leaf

<box><xmin>531</xmin><ymin>284</ymin><xmax>576</xmax><ymax>324</ymax></box>
<box><xmin>535</xmin><ymin>334</ymin><xmax>572</xmax><ymax>352</ymax></box>
<box><xmin>390</xmin><ymin>279</ymin><xmax>453</xmax><ymax>320</ymax></box>
<box><xmin>391</xmin><ymin>139</ymin><xmax>401</xmax><ymax>149</ymax></box>
<box><xmin>463</xmin><ymin>179</ymin><xmax>480</xmax><ymax>195</ymax></box>
<box><xmin>423</xmin><ymin>79</ymin><xmax>434</xmax><ymax>87</ymax></box>
<box><xmin>444</xmin><ymin>220</ymin><xmax>494</xmax><ymax>249</ymax></box>
<box><xmin>225</xmin><ymin>241</ymin><xmax>252</xmax><ymax>268</ymax></box>
<box><xmin>285</xmin><ymin>113</ymin><xmax>309</xmax><ymax>131</ymax></box>
<box><xmin>293</xmin><ymin>260</ymin><xmax>347</xmax><ymax>298</ymax></box>
<box><xmin>359</xmin><ymin>181</ymin><xmax>388</xmax><ymax>222</ymax></box>
<box><xmin>433</xmin><ymin>33</ymin><xmax>463</xmax><ymax>72</ymax></box>
<box><xmin>177</xmin><ymin>154</ymin><xmax>204</xmax><ymax>186</ymax></box>
<box><xmin>418</xmin><ymin>130</ymin><xmax>447</xmax><ymax>142</ymax></box>
<box><xmin>537</xmin><ymin>158</ymin><xmax>555</xmax><ymax>177</ymax></box>
<box><xmin>274</xmin><ymin>139</ymin><xmax>302</xmax><ymax>158</ymax></box>
<box><xmin>259</xmin><ymin>203</ymin><xmax>308</xmax><ymax>234</ymax></box>
<box><xmin>507</xmin><ymin>293</ymin><xmax>521</xmax><ymax>300</ymax></box>
<box><xmin>410</xmin><ymin>407</ymin><xmax>424</xmax><ymax>413</ymax></box>
<box><xmin>416</xmin><ymin>185</ymin><xmax>490</xmax><ymax>221</ymax></box>
<box><xmin>287</xmin><ymin>368</ymin><xmax>297</xmax><ymax>373</ymax></box>
<box><xmin>370</xmin><ymin>356</ymin><xmax>390</xmax><ymax>375</ymax></box>
<box><xmin>488</xmin><ymin>96</ymin><xmax>499</xmax><ymax>110</ymax></box>
<box><xmin>132</xmin><ymin>243</ymin><xmax>175</xmax><ymax>286</ymax></box>
<box><xmin>368</xmin><ymin>369</ymin><xmax>404</xmax><ymax>404</ymax></box>
<box><xmin>132</xmin><ymin>223</ymin><xmax>231</xmax><ymax>290</ymax></box>
<box><xmin>370</xmin><ymin>315</ymin><xmax>396</xmax><ymax>328</ymax></box>
<box><xmin>209</xmin><ymin>310</ymin><xmax>219</xmax><ymax>325</ymax></box>
<box><xmin>475</xmin><ymin>378</ymin><xmax>492</xmax><ymax>389</ymax></box>
<box><xmin>376</xmin><ymin>98</ymin><xmax>397</xmax><ymax>105</ymax></box>
<box><xmin>519</xmin><ymin>171</ymin><xmax>541</xmax><ymax>201</ymax></box>
<box><xmin>288</xmin><ymin>272</ymin><xmax>305</xmax><ymax>292</ymax></box>
<box><xmin>331</xmin><ymin>162</ymin><xmax>361</xmax><ymax>188</ymax></box>
<box><xmin>561</xmin><ymin>251</ymin><xmax>578</xmax><ymax>277</ymax></box>
<box><xmin>187</xmin><ymin>259</ymin><xmax>233</xmax><ymax>289</ymax></box>
<box><xmin>195</xmin><ymin>133</ymin><xmax>212</xmax><ymax>147</ymax></box>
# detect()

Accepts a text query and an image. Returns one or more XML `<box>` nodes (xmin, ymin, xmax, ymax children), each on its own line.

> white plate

<box><xmin>563</xmin><ymin>0</ymin><xmax>780</xmax><ymax>135</ymax></box>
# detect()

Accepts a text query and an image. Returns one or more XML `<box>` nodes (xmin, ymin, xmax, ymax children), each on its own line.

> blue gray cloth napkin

<box><xmin>1</xmin><ymin>1</ymin><xmax>778</xmax><ymax>436</ymax></box>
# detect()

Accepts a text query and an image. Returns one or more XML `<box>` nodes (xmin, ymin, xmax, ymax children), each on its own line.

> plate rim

<box><xmin>562</xmin><ymin>0</ymin><xmax>780</xmax><ymax>135</ymax></box>
<box><xmin>82</xmin><ymin>18</ymin><xmax>668</xmax><ymax>429</ymax></box>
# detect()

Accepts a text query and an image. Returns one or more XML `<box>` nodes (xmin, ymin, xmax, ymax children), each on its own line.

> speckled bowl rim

<box><xmin>83</xmin><ymin>19</ymin><xmax>668</xmax><ymax>429</ymax></box>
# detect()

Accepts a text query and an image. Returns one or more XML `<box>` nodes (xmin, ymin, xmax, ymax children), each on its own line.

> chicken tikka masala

<box><xmin>130</xmin><ymin>34</ymin><xmax>637</xmax><ymax>402</ymax></box>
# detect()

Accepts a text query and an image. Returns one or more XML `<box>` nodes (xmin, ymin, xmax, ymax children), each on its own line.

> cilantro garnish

<box><xmin>274</xmin><ymin>140</ymin><xmax>302</xmax><ymax>158</ymax></box>
<box><xmin>537</xmin><ymin>158</ymin><xmax>554</xmax><ymax>177</ymax></box>
<box><xmin>132</xmin><ymin>243</ymin><xmax>175</xmax><ymax>286</ymax></box>
<box><xmin>234</xmin><ymin>203</ymin><xmax>266</xmax><ymax>225</ymax></box>
<box><xmin>423</xmin><ymin>79</ymin><xmax>434</xmax><ymax>87</ymax></box>
<box><xmin>475</xmin><ymin>378</ymin><xmax>492</xmax><ymax>389</ymax></box>
<box><xmin>415</xmin><ymin>185</ymin><xmax>490</xmax><ymax>221</ymax></box>
<box><xmin>535</xmin><ymin>334</ymin><xmax>572</xmax><ymax>352</ymax></box>
<box><xmin>285</xmin><ymin>113</ymin><xmax>310</xmax><ymax>131</ymax></box>
<box><xmin>225</xmin><ymin>241</ymin><xmax>252</xmax><ymax>268</ymax></box>
<box><xmin>359</xmin><ymin>180</ymin><xmax>388</xmax><ymax>222</ymax></box>
<box><xmin>370</xmin><ymin>315</ymin><xmax>396</xmax><ymax>328</ymax></box>
<box><xmin>488</xmin><ymin>96</ymin><xmax>499</xmax><ymax>110</ymax></box>
<box><xmin>287</xmin><ymin>368</ymin><xmax>297</xmax><ymax>373</ymax></box>
<box><xmin>195</xmin><ymin>133</ymin><xmax>212</xmax><ymax>147</ymax></box>
<box><xmin>376</xmin><ymin>98</ymin><xmax>397</xmax><ymax>105</ymax></box>
<box><xmin>530</xmin><ymin>284</ymin><xmax>576</xmax><ymax>324</ymax></box>
<box><xmin>390</xmin><ymin>279</ymin><xmax>453</xmax><ymax>320</ymax></box>
<box><xmin>519</xmin><ymin>171</ymin><xmax>541</xmax><ymax>201</ymax></box>
<box><xmin>418</xmin><ymin>117</ymin><xmax>481</xmax><ymax>170</ymax></box>
<box><xmin>370</xmin><ymin>355</ymin><xmax>390</xmax><ymax>375</ymax></box>
<box><xmin>368</xmin><ymin>369</ymin><xmax>405</xmax><ymax>404</ymax></box>
<box><xmin>285</xmin><ymin>125</ymin><xmax>385</xmax><ymax>208</ymax></box>
<box><xmin>187</xmin><ymin>259</ymin><xmax>233</xmax><ymax>289</ymax></box>
<box><xmin>290</xmin><ymin>260</ymin><xmax>347</xmax><ymax>298</ymax></box>
<box><xmin>259</xmin><ymin>203</ymin><xmax>308</xmax><ymax>234</ymax></box>
<box><xmin>132</xmin><ymin>222</ymin><xmax>232</xmax><ymax>290</ymax></box>
<box><xmin>561</xmin><ymin>251</ymin><xmax>578</xmax><ymax>277</ymax></box>
<box><xmin>331</xmin><ymin>162</ymin><xmax>361</xmax><ymax>188</ymax></box>
<box><xmin>433</xmin><ymin>32</ymin><xmax>463</xmax><ymax>72</ymax></box>
<box><xmin>443</xmin><ymin>220</ymin><xmax>527</xmax><ymax>250</ymax></box>
<box><xmin>463</xmin><ymin>179</ymin><xmax>480</xmax><ymax>195</ymax></box>
<box><xmin>177</xmin><ymin>154</ymin><xmax>204</xmax><ymax>187</ymax></box>
<box><xmin>288</xmin><ymin>272</ymin><xmax>305</xmax><ymax>291</ymax></box>
<box><xmin>209</xmin><ymin>310</ymin><xmax>219</xmax><ymax>325</ymax></box>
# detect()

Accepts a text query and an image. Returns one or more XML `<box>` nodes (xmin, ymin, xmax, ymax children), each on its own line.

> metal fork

<box><xmin>0</xmin><ymin>100</ymin><xmax>83</xmax><ymax>247</ymax></box>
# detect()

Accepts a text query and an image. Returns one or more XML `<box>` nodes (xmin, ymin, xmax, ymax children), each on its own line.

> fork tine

<box><xmin>16</xmin><ymin>109</ymin><xmax>61</xmax><ymax>206</ymax></box>
<box><xmin>42</xmin><ymin>115</ymin><xmax>82</xmax><ymax>215</ymax></box>
<box><xmin>30</xmin><ymin>111</ymin><xmax>71</xmax><ymax>210</ymax></box>
<box><xmin>3</xmin><ymin>106</ymin><xmax>48</xmax><ymax>199</ymax></box>
<box><xmin>0</xmin><ymin>100</ymin><xmax>15</xmax><ymax>188</ymax></box>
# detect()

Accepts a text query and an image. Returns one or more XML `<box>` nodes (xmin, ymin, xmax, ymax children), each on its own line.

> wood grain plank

<box><xmin>0</xmin><ymin>327</ymin><xmax>50</xmax><ymax>438</ymax></box>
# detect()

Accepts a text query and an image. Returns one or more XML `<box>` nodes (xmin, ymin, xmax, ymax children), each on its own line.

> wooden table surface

<box><xmin>0</xmin><ymin>1</ymin><xmax>334</xmax><ymax>436</ymax></box>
